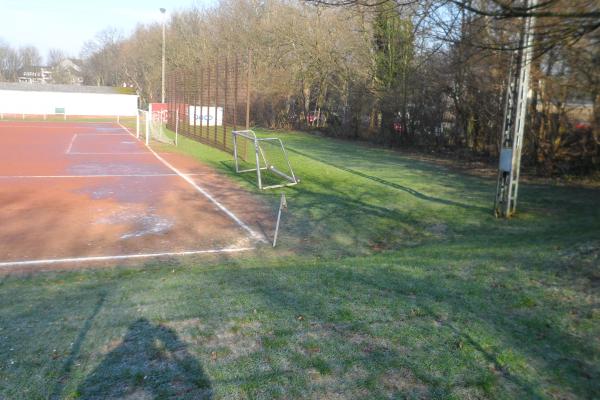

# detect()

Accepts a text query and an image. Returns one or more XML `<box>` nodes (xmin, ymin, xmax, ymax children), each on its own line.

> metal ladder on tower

<box><xmin>494</xmin><ymin>0</ymin><xmax>537</xmax><ymax>218</ymax></box>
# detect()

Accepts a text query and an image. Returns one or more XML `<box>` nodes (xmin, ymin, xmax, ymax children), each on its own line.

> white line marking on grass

<box><xmin>65</xmin><ymin>134</ymin><xmax>78</xmax><ymax>153</ymax></box>
<box><xmin>118</xmin><ymin>122</ymin><xmax>266</xmax><ymax>243</ymax></box>
<box><xmin>0</xmin><ymin>247</ymin><xmax>255</xmax><ymax>269</ymax></box>
<box><xmin>0</xmin><ymin>173</ymin><xmax>206</xmax><ymax>179</ymax></box>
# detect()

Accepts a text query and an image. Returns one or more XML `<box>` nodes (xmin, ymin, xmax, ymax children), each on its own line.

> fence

<box><xmin>166</xmin><ymin>53</ymin><xmax>251</xmax><ymax>154</ymax></box>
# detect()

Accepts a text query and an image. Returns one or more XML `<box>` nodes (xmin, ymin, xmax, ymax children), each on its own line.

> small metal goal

<box><xmin>232</xmin><ymin>130</ymin><xmax>299</xmax><ymax>190</ymax></box>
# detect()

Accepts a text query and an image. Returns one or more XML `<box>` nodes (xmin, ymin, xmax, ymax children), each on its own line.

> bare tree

<box><xmin>77</xmin><ymin>0</ymin><xmax>598</xmax><ymax>175</ymax></box>
<box><xmin>0</xmin><ymin>40</ymin><xmax>17</xmax><ymax>80</ymax></box>
<box><xmin>18</xmin><ymin>46</ymin><xmax>42</xmax><ymax>69</ymax></box>
<box><xmin>47</xmin><ymin>49</ymin><xmax>66</xmax><ymax>67</ymax></box>
<box><xmin>80</xmin><ymin>28</ymin><xmax>124</xmax><ymax>86</ymax></box>
<box><xmin>307</xmin><ymin>0</ymin><xmax>599</xmax><ymax>53</ymax></box>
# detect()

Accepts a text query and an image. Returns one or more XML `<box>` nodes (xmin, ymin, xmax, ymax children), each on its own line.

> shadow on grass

<box><xmin>220</xmin><ymin>154</ymin><xmax>474</xmax><ymax>257</ymax></box>
<box><xmin>220</xmin><ymin>244</ymin><xmax>599</xmax><ymax>399</ymax></box>
<box><xmin>51</xmin><ymin>291</ymin><xmax>107</xmax><ymax>399</ymax></box>
<box><xmin>356</xmin><ymin>262</ymin><xmax>600</xmax><ymax>399</ymax></box>
<box><xmin>285</xmin><ymin>147</ymin><xmax>489</xmax><ymax>212</ymax></box>
<box><xmin>219</xmin><ymin>160</ymin><xmax>258</xmax><ymax>187</ymax></box>
<box><xmin>77</xmin><ymin>318</ymin><xmax>212</xmax><ymax>399</ymax></box>
<box><xmin>218</xmin><ymin>160</ymin><xmax>293</xmax><ymax>190</ymax></box>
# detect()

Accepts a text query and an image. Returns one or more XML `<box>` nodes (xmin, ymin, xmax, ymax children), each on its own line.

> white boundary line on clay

<box><xmin>65</xmin><ymin>134</ymin><xmax>78</xmax><ymax>153</ymax></box>
<box><xmin>67</xmin><ymin>152</ymin><xmax>148</xmax><ymax>155</ymax></box>
<box><xmin>65</xmin><ymin>133</ymin><xmax>140</xmax><ymax>155</ymax></box>
<box><xmin>0</xmin><ymin>247</ymin><xmax>255</xmax><ymax>269</ymax></box>
<box><xmin>0</xmin><ymin>121</ymin><xmax>118</xmax><ymax>126</ymax></box>
<box><xmin>0</xmin><ymin>124</ymin><xmax>117</xmax><ymax>130</ymax></box>
<box><xmin>117</xmin><ymin>122</ymin><xmax>265</xmax><ymax>243</ymax></box>
<box><xmin>76</xmin><ymin>133</ymin><xmax>132</xmax><ymax>136</ymax></box>
<box><xmin>0</xmin><ymin>173</ymin><xmax>207</xmax><ymax>179</ymax></box>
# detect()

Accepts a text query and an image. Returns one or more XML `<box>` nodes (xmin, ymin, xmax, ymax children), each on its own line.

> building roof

<box><xmin>0</xmin><ymin>82</ymin><xmax>136</xmax><ymax>95</ymax></box>
<box><xmin>58</xmin><ymin>59</ymin><xmax>82</xmax><ymax>72</ymax></box>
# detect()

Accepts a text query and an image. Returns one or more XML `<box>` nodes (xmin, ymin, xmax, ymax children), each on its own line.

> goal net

<box><xmin>137</xmin><ymin>109</ymin><xmax>149</xmax><ymax>144</ymax></box>
<box><xmin>232</xmin><ymin>130</ymin><xmax>299</xmax><ymax>190</ymax></box>
<box><xmin>136</xmin><ymin>109</ymin><xmax>175</xmax><ymax>145</ymax></box>
<box><xmin>150</xmin><ymin>108</ymin><xmax>174</xmax><ymax>145</ymax></box>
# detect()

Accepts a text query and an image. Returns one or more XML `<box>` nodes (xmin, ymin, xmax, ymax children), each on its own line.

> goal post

<box><xmin>136</xmin><ymin>109</ymin><xmax>150</xmax><ymax>145</ymax></box>
<box><xmin>149</xmin><ymin>108</ymin><xmax>175</xmax><ymax>145</ymax></box>
<box><xmin>137</xmin><ymin>108</ymin><xmax>176</xmax><ymax>146</ymax></box>
<box><xmin>232</xmin><ymin>130</ymin><xmax>299</xmax><ymax>190</ymax></box>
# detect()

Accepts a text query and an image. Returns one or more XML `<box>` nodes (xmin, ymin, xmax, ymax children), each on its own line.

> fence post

<box><xmin>214</xmin><ymin>57</ymin><xmax>219</xmax><ymax>144</ymax></box>
<box><xmin>200</xmin><ymin>66</ymin><xmax>204</xmax><ymax>137</ymax></box>
<box><xmin>223</xmin><ymin>56</ymin><xmax>228</xmax><ymax>148</ymax></box>
<box><xmin>246</xmin><ymin>50</ymin><xmax>251</xmax><ymax>129</ymax></box>
<box><xmin>145</xmin><ymin>111</ymin><xmax>150</xmax><ymax>146</ymax></box>
<box><xmin>175</xmin><ymin>109</ymin><xmax>179</xmax><ymax>146</ymax></box>
<box><xmin>206</xmin><ymin>67</ymin><xmax>211</xmax><ymax>139</ymax></box>
<box><xmin>233</xmin><ymin>56</ymin><xmax>238</xmax><ymax>131</ymax></box>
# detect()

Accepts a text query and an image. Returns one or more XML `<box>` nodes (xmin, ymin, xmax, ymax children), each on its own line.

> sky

<box><xmin>0</xmin><ymin>0</ymin><xmax>213</xmax><ymax>62</ymax></box>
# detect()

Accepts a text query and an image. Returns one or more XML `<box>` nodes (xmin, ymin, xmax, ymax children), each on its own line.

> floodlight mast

<box><xmin>494</xmin><ymin>0</ymin><xmax>537</xmax><ymax>218</ymax></box>
<box><xmin>160</xmin><ymin>7</ymin><xmax>166</xmax><ymax>103</ymax></box>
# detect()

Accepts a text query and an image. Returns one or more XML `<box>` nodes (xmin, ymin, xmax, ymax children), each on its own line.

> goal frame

<box><xmin>136</xmin><ymin>109</ymin><xmax>150</xmax><ymax>145</ymax></box>
<box><xmin>137</xmin><ymin>108</ymin><xmax>177</xmax><ymax>146</ymax></box>
<box><xmin>232</xmin><ymin>130</ymin><xmax>299</xmax><ymax>190</ymax></box>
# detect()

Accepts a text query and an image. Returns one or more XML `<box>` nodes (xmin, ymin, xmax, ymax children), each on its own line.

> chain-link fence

<box><xmin>166</xmin><ymin>54</ymin><xmax>251</xmax><ymax>154</ymax></box>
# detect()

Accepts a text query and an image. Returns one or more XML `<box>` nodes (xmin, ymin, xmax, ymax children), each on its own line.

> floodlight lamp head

<box><xmin>160</xmin><ymin>8</ymin><xmax>166</xmax><ymax>13</ymax></box>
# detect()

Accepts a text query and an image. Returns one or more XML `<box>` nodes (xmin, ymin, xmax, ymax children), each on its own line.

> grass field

<box><xmin>1</xmin><ymin>128</ymin><xmax>599</xmax><ymax>399</ymax></box>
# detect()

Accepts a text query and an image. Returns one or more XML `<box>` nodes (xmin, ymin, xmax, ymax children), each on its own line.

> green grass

<box><xmin>1</xmin><ymin>128</ymin><xmax>599</xmax><ymax>399</ymax></box>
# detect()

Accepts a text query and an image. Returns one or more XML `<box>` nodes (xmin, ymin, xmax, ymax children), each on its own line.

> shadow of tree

<box><xmin>219</xmin><ymin>244</ymin><xmax>599</xmax><ymax>398</ymax></box>
<box><xmin>77</xmin><ymin>318</ymin><xmax>211</xmax><ymax>400</ymax></box>
<box><xmin>285</xmin><ymin>147</ymin><xmax>489</xmax><ymax>212</ymax></box>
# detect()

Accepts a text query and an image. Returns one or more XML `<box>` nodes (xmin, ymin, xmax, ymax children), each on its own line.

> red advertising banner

<box><xmin>149</xmin><ymin>103</ymin><xmax>168</xmax><ymax>122</ymax></box>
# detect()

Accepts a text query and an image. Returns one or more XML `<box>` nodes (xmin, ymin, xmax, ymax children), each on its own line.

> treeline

<box><xmin>0</xmin><ymin>42</ymin><xmax>44</xmax><ymax>81</ymax></box>
<box><xmin>66</xmin><ymin>1</ymin><xmax>600</xmax><ymax>174</ymax></box>
<box><xmin>0</xmin><ymin>41</ymin><xmax>80</xmax><ymax>84</ymax></box>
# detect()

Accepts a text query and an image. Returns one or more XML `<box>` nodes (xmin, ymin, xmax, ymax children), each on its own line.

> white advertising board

<box><xmin>188</xmin><ymin>106</ymin><xmax>223</xmax><ymax>126</ymax></box>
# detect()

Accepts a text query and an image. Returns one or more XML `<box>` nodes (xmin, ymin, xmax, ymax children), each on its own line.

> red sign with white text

<box><xmin>149</xmin><ymin>103</ymin><xmax>168</xmax><ymax>122</ymax></box>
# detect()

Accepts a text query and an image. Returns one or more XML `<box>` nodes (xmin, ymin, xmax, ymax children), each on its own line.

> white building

<box><xmin>17</xmin><ymin>59</ymin><xmax>84</xmax><ymax>85</ymax></box>
<box><xmin>17</xmin><ymin>66</ymin><xmax>52</xmax><ymax>84</ymax></box>
<box><xmin>0</xmin><ymin>82</ymin><xmax>138</xmax><ymax>117</ymax></box>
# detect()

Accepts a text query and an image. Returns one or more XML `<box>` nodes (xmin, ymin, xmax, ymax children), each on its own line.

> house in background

<box><xmin>17</xmin><ymin>59</ymin><xmax>83</xmax><ymax>85</ymax></box>
<box><xmin>53</xmin><ymin>59</ymin><xmax>83</xmax><ymax>85</ymax></box>
<box><xmin>18</xmin><ymin>66</ymin><xmax>52</xmax><ymax>84</ymax></box>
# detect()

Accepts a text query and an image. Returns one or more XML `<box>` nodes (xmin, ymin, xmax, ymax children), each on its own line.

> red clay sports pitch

<box><xmin>0</xmin><ymin>121</ymin><xmax>269</xmax><ymax>271</ymax></box>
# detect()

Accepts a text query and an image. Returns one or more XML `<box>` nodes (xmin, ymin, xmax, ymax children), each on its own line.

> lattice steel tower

<box><xmin>494</xmin><ymin>0</ymin><xmax>538</xmax><ymax>218</ymax></box>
